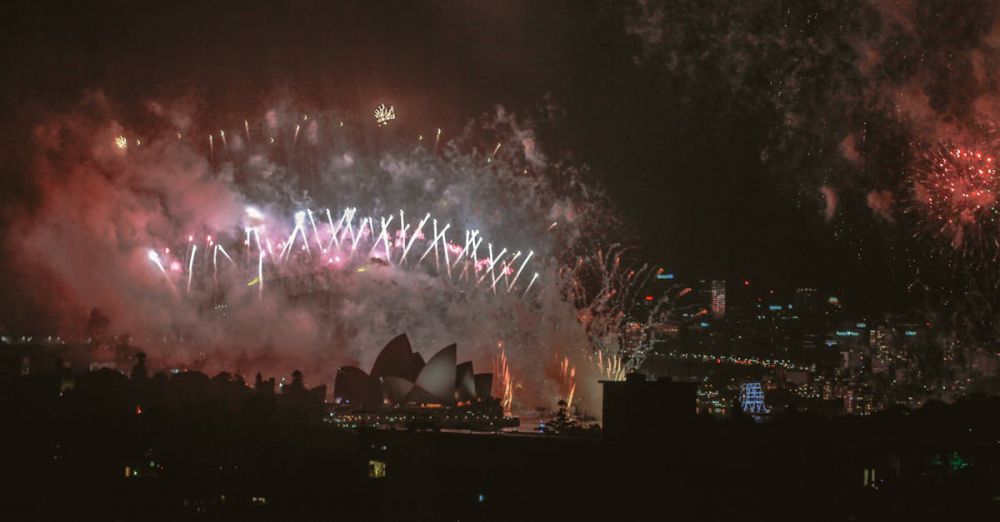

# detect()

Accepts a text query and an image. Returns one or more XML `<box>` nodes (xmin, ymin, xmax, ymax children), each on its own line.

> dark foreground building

<box><xmin>601</xmin><ymin>372</ymin><xmax>698</xmax><ymax>442</ymax></box>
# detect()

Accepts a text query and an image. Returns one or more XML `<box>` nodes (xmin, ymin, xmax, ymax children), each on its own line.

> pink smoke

<box><xmin>866</xmin><ymin>190</ymin><xmax>895</xmax><ymax>222</ymax></box>
<box><xmin>820</xmin><ymin>185</ymin><xmax>838</xmax><ymax>222</ymax></box>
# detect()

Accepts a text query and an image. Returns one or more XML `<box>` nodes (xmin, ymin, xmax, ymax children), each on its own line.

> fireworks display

<box><xmin>8</xmin><ymin>97</ymin><xmax>646</xmax><ymax>416</ymax></box>
<box><xmin>622</xmin><ymin>0</ymin><xmax>1000</xmax><ymax>340</ymax></box>
<box><xmin>374</xmin><ymin>103</ymin><xmax>396</xmax><ymax>127</ymax></box>
<box><xmin>563</xmin><ymin>247</ymin><xmax>684</xmax><ymax>381</ymax></box>
<box><xmin>910</xmin><ymin>145</ymin><xmax>1000</xmax><ymax>258</ymax></box>
<box><xmin>558</xmin><ymin>355</ymin><xmax>577</xmax><ymax>410</ymax></box>
<box><xmin>150</xmin><ymin>204</ymin><xmax>540</xmax><ymax>301</ymax></box>
<box><xmin>494</xmin><ymin>346</ymin><xmax>513</xmax><ymax>416</ymax></box>
<box><xmin>13</xmin><ymin>3</ymin><xmax>1000</xmax><ymax>518</ymax></box>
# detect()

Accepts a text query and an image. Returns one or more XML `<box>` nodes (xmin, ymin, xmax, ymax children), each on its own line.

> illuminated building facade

<box><xmin>739</xmin><ymin>382</ymin><xmax>769</xmax><ymax>414</ymax></box>
<box><xmin>710</xmin><ymin>279</ymin><xmax>726</xmax><ymax>318</ymax></box>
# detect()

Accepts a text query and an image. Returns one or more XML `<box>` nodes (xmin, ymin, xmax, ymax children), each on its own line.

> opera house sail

<box><xmin>331</xmin><ymin>334</ymin><xmax>518</xmax><ymax>431</ymax></box>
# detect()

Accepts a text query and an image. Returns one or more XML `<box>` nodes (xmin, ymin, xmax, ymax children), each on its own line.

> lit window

<box><xmin>368</xmin><ymin>460</ymin><xmax>387</xmax><ymax>478</ymax></box>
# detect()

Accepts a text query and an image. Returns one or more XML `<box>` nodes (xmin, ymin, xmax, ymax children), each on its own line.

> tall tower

<box><xmin>710</xmin><ymin>280</ymin><xmax>726</xmax><ymax>318</ymax></box>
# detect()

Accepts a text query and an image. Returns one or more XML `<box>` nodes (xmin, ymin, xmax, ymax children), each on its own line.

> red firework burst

<box><xmin>912</xmin><ymin>145</ymin><xmax>1000</xmax><ymax>255</ymax></box>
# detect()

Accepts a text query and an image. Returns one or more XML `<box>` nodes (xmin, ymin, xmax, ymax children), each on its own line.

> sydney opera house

<box><xmin>331</xmin><ymin>334</ymin><xmax>517</xmax><ymax>431</ymax></box>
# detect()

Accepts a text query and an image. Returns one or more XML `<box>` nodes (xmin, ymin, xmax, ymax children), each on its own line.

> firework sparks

<box><xmin>597</xmin><ymin>350</ymin><xmax>625</xmax><ymax>381</ymax></box>
<box><xmin>115</xmin><ymin>135</ymin><xmax>128</xmax><ymax>151</ymax></box>
<box><xmin>494</xmin><ymin>347</ymin><xmax>514</xmax><ymax>416</ymax></box>
<box><xmin>523</xmin><ymin>272</ymin><xmax>539</xmax><ymax>296</ymax></box>
<box><xmin>187</xmin><ymin>244</ymin><xmax>197</xmax><ymax>294</ymax></box>
<box><xmin>487</xmin><ymin>141</ymin><xmax>501</xmax><ymax>163</ymax></box>
<box><xmin>149</xmin><ymin>206</ymin><xmax>539</xmax><ymax>304</ymax></box>
<box><xmin>147</xmin><ymin>249</ymin><xmax>168</xmax><ymax>278</ymax></box>
<box><xmin>559</xmin><ymin>356</ymin><xmax>577</xmax><ymax>410</ymax></box>
<box><xmin>911</xmin><ymin>144</ymin><xmax>1000</xmax><ymax>256</ymax></box>
<box><xmin>507</xmin><ymin>251</ymin><xmax>533</xmax><ymax>292</ymax></box>
<box><xmin>374</xmin><ymin>103</ymin><xmax>396</xmax><ymax>127</ymax></box>
<box><xmin>565</xmin><ymin>247</ymin><xmax>681</xmax><ymax>381</ymax></box>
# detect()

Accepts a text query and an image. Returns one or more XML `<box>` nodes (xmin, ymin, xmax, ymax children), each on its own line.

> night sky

<box><xmin>3</xmin><ymin>0</ymin><xmax>979</xmax><ymax>327</ymax></box>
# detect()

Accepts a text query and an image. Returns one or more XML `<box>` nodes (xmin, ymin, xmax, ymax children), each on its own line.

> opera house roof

<box><xmin>333</xmin><ymin>334</ymin><xmax>494</xmax><ymax>409</ymax></box>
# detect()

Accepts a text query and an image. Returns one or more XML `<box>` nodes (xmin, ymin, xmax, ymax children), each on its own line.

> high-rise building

<box><xmin>794</xmin><ymin>288</ymin><xmax>820</xmax><ymax>318</ymax></box>
<box><xmin>869</xmin><ymin>326</ymin><xmax>892</xmax><ymax>374</ymax></box>
<box><xmin>622</xmin><ymin>321</ymin><xmax>644</xmax><ymax>353</ymax></box>
<box><xmin>794</xmin><ymin>288</ymin><xmax>822</xmax><ymax>350</ymax></box>
<box><xmin>710</xmin><ymin>280</ymin><xmax>726</xmax><ymax>318</ymax></box>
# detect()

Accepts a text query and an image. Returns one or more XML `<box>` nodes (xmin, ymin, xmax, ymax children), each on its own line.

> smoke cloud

<box><xmin>820</xmin><ymin>185</ymin><xmax>838</xmax><ymax>222</ymax></box>
<box><xmin>622</xmin><ymin>0</ymin><xmax>1000</xmax><ymax>322</ymax></box>
<box><xmin>866</xmin><ymin>189</ymin><xmax>895</xmax><ymax>222</ymax></box>
<box><xmin>5</xmin><ymin>92</ymin><xmax>619</xmax><ymax>413</ymax></box>
<box><xmin>624</xmin><ymin>0</ymin><xmax>1000</xmax><ymax>220</ymax></box>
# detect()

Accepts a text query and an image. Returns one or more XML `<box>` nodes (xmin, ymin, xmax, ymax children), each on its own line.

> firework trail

<box><xmin>488</xmin><ymin>141</ymin><xmax>501</xmax><ymax>163</ymax></box>
<box><xmin>597</xmin><ymin>350</ymin><xmax>625</xmax><ymax>382</ymax></box>
<box><xmin>563</xmin><ymin>247</ymin><xmax>680</xmax><ymax>380</ymax></box>
<box><xmin>150</xmin><ymin>204</ymin><xmax>541</xmax><ymax>304</ymax></box>
<box><xmin>494</xmin><ymin>347</ymin><xmax>514</xmax><ymax>416</ymax></box>
<box><xmin>523</xmin><ymin>273</ymin><xmax>539</xmax><ymax>296</ymax></box>
<box><xmin>186</xmin><ymin>244</ymin><xmax>197</xmax><ymax>294</ymax></box>
<box><xmin>559</xmin><ymin>355</ymin><xmax>577</xmax><ymax>410</ymax></box>
<box><xmin>147</xmin><ymin>249</ymin><xmax>176</xmax><ymax>295</ymax></box>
